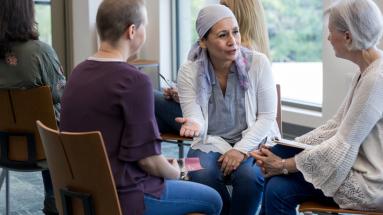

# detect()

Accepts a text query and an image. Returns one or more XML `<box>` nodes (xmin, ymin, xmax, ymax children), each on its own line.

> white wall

<box><xmin>140</xmin><ymin>0</ymin><xmax>173</xmax><ymax>81</ymax></box>
<box><xmin>69</xmin><ymin>0</ymin><xmax>172</xmax><ymax>81</ymax></box>
<box><xmin>71</xmin><ymin>0</ymin><xmax>102</xmax><ymax>67</ymax></box>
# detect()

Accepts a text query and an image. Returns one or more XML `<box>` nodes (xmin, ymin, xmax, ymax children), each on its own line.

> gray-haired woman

<box><xmin>252</xmin><ymin>0</ymin><xmax>383</xmax><ymax>214</ymax></box>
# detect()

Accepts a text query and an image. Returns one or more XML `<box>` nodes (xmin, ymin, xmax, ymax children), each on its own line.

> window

<box><xmin>263</xmin><ymin>0</ymin><xmax>323</xmax><ymax>110</ymax></box>
<box><xmin>175</xmin><ymin>0</ymin><xmax>218</xmax><ymax>70</ymax></box>
<box><xmin>34</xmin><ymin>0</ymin><xmax>52</xmax><ymax>45</ymax></box>
<box><xmin>174</xmin><ymin>0</ymin><xmax>323</xmax><ymax>110</ymax></box>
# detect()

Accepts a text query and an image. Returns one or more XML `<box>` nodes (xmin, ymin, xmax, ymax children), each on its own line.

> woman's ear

<box><xmin>344</xmin><ymin>31</ymin><xmax>352</xmax><ymax>45</ymax></box>
<box><xmin>199</xmin><ymin>39</ymin><xmax>207</xmax><ymax>49</ymax></box>
<box><xmin>125</xmin><ymin>24</ymin><xmax>136</xmax><ymax>40</ymax></box>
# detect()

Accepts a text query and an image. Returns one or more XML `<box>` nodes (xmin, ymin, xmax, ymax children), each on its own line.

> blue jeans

<box><xmin>187</xmin><ymin>148</ymin><xmax>264</xmax><ymax>215</ymax></box>
<box><xmin>144</xmin><ymin>179</ymin><xmax>222</xmax><ymax>215</ymax></box>
<box><xmin>154</xmin><ymin>90</ymin><xmax>182</xmax><ymax>133</ymax></box>
<box><xmin>259</xmin><ymin>145</ymin><xmax>335</xmax><ymax>215</ymax></box>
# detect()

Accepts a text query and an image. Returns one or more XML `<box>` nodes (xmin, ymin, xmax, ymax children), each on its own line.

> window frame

<box><xmin>172</xmin><ymin>0</ymin><xmax>323</xmax><ymax>112</ymax></box>
<box><xmin>34</xmin><ymin>0</ymin><xmax>50</xmax><ymax>5</ymax></box>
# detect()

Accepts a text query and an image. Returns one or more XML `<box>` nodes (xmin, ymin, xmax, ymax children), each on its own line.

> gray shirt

<box><xmin>207</xmin><ymin>64</ymin><xmax>247</xmax><ymax>145</ymax></box>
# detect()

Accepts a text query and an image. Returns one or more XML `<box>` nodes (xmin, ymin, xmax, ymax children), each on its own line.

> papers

<box><xmin>272</xmin><ymin>138</ymin><xmax>314</xmax><ymax>150</ymax></box>
<box><xmin>168</xmin><ymin>157</ymin><xmax>203</xmax><ymax>172</ymax></box>
<box><xmin>159</xmin><ymin>73</ymin><xmax>176</xmax><ymax>88</ymax></box>
<box><xmin>179</xmin><ymin>157</ymin><xmax>203</xmax><ymax>172</ymax></box>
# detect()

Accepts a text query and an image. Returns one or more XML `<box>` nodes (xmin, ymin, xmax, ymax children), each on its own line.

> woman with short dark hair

<box><xmin>0</xmin><ymin>1</ymin><xmax>66</xmax><ymax>214</ymax></box>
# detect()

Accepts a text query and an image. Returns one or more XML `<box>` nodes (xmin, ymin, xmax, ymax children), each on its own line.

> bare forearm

<box><xmin>286</xmin><ymin>157</ymin><xmax>298</xmax><ymax>173</ymax></box>
<box><xmin>138</xmin><ymin>155</ymin><xmax>180</xmax><ymax>179</ymax></box>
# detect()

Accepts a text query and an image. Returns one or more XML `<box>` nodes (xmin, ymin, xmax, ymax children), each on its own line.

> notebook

<box><xmin>272</xmin><ymin>138</ymin><xmax>314</xmax><ymax>150</ymax></box>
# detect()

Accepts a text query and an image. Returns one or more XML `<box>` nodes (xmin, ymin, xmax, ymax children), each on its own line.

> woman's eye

<box><xmin>218</xmin><ymin>33</ymin><xmax>227</xmax><ymax>38</ymax></box>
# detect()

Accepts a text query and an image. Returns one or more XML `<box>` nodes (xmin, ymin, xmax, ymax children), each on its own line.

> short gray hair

<box><xmin>329</xmin><ymin>0</ymin><xmax>383</xmax><ymax>50</ymax></box>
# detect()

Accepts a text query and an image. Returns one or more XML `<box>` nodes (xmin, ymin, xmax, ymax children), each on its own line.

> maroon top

<box><xmin>60</xmin><ymin>60</ymin><xmax>164</xmax><ymax>215</ymax></box>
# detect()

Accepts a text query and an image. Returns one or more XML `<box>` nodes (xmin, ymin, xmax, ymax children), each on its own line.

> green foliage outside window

<box><xmin>190</xmin><ymin>0</ymin><xmax>205</xmax><ymax>43</ymax></box>
<box><xmin>263</xmin><ymin>0</ymin><xmax>323</xmax><ymax>62</ymax></box>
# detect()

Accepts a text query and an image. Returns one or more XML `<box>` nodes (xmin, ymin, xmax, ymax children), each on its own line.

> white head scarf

<box><xmin>196</xmin><ymin>4</ymin><xmax>236</xmax><ymax>38</ymax></box>
<box><xmin>187</xmin><ymin>4</ymin><xmax>251</xmax><ymax>107</ymax></box>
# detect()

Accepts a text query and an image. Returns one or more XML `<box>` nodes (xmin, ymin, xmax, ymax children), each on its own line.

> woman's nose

<box><xmin>227</xmin><ymin>34</ymin><xmax>236</xmax><ymax>46</ymax></box>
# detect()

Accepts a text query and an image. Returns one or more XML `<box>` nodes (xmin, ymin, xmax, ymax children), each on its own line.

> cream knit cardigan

<box><xmin>295</xmin><ymin>58</ymin><xmax>383</xmax><ymax>211</ymax></box>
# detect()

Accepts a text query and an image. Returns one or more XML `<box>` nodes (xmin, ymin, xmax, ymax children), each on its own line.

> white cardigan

<box><xmin>177</xmin><ymin>51</ymin><xmax>280</xmax><ymax>155</ymax></box>
<box><xmin>295</xmin><ymin>58</ymin><xmax>383</xmax><ymax>211</ymax></box>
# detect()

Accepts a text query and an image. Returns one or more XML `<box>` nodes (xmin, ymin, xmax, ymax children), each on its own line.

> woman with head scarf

<box><xmin>154</xmin><ymin>0</ymin><xmax>272</xmax><ymax>134</ymax></box>
<box><xmin>176</xmin><ymin>4</ymin><xmax>280</xmax><ymax>215</ymax></box>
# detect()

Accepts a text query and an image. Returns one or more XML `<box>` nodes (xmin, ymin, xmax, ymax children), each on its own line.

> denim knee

<box><xmin>199</xmin><ymin>184</ymin><xmax>223</xmax><ymax>215</ymax></box>
<box><xmin>144</xmin><ymin>180</ymin><xmax>223</xmax><ymax>215</ymax></box>
<box><xmin>232</xmin><ymin>158</ymin><xmax>264</xmax><ymax>187</ymax></box>
<box><xmin>263</xmin><ymin>176</ymin><xmax>298</xmax><ymax>215</ymax></box>
<box><xmin>187</xmin><ymin>150</ymin><xmax>223</xmax><ymax>184</ymax></box>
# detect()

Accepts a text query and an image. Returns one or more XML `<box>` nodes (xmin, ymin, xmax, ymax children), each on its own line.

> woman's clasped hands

<box><xmin>251</xmin><ymin>145</ymin><xmax>284</xmax><ymax>178</ymax></box>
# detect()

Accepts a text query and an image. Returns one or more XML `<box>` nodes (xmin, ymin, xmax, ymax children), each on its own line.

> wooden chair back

<box><xmin>0</xmin><ymin>86</ymin><xmax>57</xmax><ymax>168</ymax></box>
<box><xmin>36</xmin><ymin>121</ymin><xmax>122</xmax><ymax>215</ymax></box>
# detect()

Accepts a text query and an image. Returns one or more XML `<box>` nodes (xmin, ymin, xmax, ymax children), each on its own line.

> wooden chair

<box><xmin>0</xmin><ymin>86</ymin><xmax>57</xmax><ymax>215</ymax></box>
<box><xmin>299</xmin><ymin>201</ymin><xmax>383</xmax><ymax>215</ymax></box>
<box><xmin>161</xmin><ymin>84</ymin><xmax>282</xmax><ymax>158</ymax></box>
<box><xmin>36</xmin><ymin>121</ymin><xmax>122</xmax><ymax>215</ymax></box>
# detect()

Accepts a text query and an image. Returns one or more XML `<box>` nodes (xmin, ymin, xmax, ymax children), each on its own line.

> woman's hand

<box><xmin>139</xmin><ymin>155</ymin><xmax>180</xmax><ymax>179</ymax></box>
<box><xmin>169</xmin><ymin>158</ymin><xmax>180</xmax><ymax>170</ymax></box>
<box><xmin>175</xmin><ymin>117</ymin><xmax>201</xmax><ymax>137</ymax></box>
<box><xmin>250</xmin><ymin>148</ymin><xmax>284</xmax><ymax>178</ymax></box>
<box><xmin>218</xmin><ymin>149</ymin><xmax>246</xmax><ymax>176</ymax></box>
<box><xmin>163</xmin><ymin>87</ymin><xmax>180</xmax><ymax>103</ymax></box>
